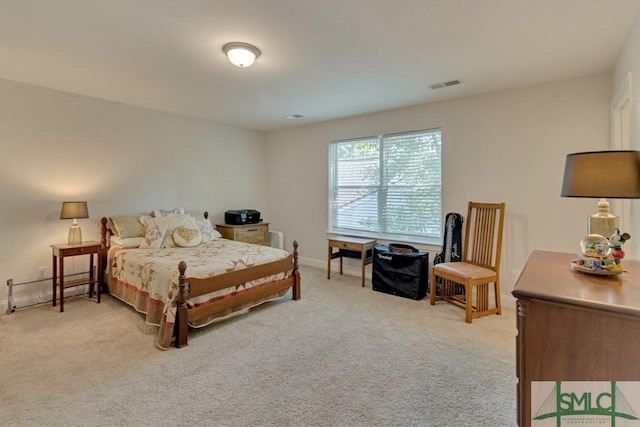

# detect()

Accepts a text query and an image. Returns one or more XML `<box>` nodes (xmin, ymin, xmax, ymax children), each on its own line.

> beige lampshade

<box><xmin>561</xmin><ymin>150</ymin><xmax>640</xmax><ymax>199</ymax></box>
<box><xmin>60</xmin><ymin>201</ymin><xmax>89</xmax><ymax>220</ymax></box>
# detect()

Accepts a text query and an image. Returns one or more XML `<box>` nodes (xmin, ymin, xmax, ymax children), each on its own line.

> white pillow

<box><xmin>173</xmin><ymin>226</ymin><xmax>203</xmax><ymax>247</ymax></box>
<box><xmin>140</xmin><ymin>214</ymin><xmax>199</xmax><ymax>248</ymax></box>
<box><xmin>110</xmin><ymin>236</ymin><xmax>144</xmax><ymax>248</ymax></box>
<box><xmin>152</xmin><ymin>207</ymin><xmax>186</xmax><ymax>218</ymax></box>
<box><xmin>197</xmin><ymin>219</ymin><xmax>222</xmax><ymax>242</ymax></box>
<box><xmin>139</xmin><ymin>223</ymin><xmax>168</xmax><ymax>249</ymax></box>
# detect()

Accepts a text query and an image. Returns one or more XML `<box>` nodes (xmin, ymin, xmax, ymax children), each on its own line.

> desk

<box><xmin>51</xmin><ymin>240</ymin><xmax>102</xmax><ymax>312</ymax></box>
<box><xmin>512</xmin><ymin>250</ymin><xmax>640</xmax><ymax>426</ymax></box>
<box><xmin>327</xmin><ymin>236</ymin><xmax>377</xmax><ymax>287</ymax></box>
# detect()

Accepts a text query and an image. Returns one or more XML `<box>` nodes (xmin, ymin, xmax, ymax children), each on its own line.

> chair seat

<box><xmin>433</xmin><ymin>262</ymin><xmax>496</xmax><ymax>281</ymax></box>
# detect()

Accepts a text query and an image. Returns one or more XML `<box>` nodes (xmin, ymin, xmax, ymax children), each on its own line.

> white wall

<box><xmin>266</xmin><ymin>72</ymin><xmax>613</xmax><ymax>296</ymax></box>
<box><xmin>0</xmin><ymin>69</ymin><xmax>619</xmax><ymax>310</ymax></box>
<box><xmin>0</xmin><ymin>78</ymin><xmax>269</xmax><ymax>309</ymax></box>
<box><xmin>614</xmin><ymin>11</ymin><xmax>640</xmax><ymax>258</ymax></box>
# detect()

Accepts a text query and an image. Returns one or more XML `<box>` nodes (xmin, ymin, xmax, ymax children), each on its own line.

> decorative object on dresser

<box><xmin>561</xmin><ymin>150</ymin><xmax>640</xmax><ymax>276</ymax></box>
<box><xmin>216</xmin><ymin>222</ymin><xmax>269</xmax><ymax>246</ymax></box>
<box><xmin>561</xmin><ymin>150</ymin><xmax>640</xmax><ymax>238</ymax></box>
<box><xmin>512</xmin><ymin>250</ymin><xmax>640</xmax><ymax>427</ymax></box>
<box><xmin>51</xmin><ymin>240</ymin><xmax>101</xmax><ymax>312</ymax></box>
<box><xmin>101</xmin><ymin>211</ymin><xmax>299</xmax><ymax>348</ymax></box>
<box><xmin>59</xmin><ymin>201</ymin><xmax>89</xmax><ymax>245</ymax></box>
<box><xmin>430</xmin><ymin>201</ymin><xmax>506</xmax><ymax>323</ymax></box>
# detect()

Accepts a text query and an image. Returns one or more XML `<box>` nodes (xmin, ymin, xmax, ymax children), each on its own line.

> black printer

<box><xmin>225</xmin><ymin>209</ymin><xmax>261</xmax><ymax>225</ymax></box>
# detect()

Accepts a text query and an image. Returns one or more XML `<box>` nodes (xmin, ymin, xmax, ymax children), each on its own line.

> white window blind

<box><xmin>328</xmin><ymin>128</ymin><xmax>442</xmax><ymax>242</ymax></box>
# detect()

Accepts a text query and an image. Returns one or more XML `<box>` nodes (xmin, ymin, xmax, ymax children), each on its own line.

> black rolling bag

<box><xmin>372</xmin><ymin>244</ymin><xmax>429</xmax><ymax>300</ymax></box>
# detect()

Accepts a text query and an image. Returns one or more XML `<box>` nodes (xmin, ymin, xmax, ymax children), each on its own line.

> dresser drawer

<box><xmin>216</xmin><ymin>223</ymin><xmax>269</xmax><ymax>246</ymax></box>
<box><xmin>329</xmin><ymin>240</ymin><xmax>362</xmax><ymax>252</ymax></box>
<box><xmin>53</xmin><ymin>244</ymin><xmax>101</xmax><ymax>257</ymax></box>
<box><xmin>236</xmin><ymin>227</ymin><xmax>268</xmax><ymax>245</ymax></box>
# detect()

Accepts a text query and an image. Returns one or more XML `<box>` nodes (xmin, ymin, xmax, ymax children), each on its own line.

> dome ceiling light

<box><xmin>222</xmin><ymin>42</ymin><xmax>261</xmax><ymax>68</ymax></box>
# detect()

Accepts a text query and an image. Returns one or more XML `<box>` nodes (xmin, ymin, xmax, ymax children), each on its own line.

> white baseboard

<box><xmin>299</xmin><ymin>256</ymin><xmax>376</xmax><ymax>280</ymax></box>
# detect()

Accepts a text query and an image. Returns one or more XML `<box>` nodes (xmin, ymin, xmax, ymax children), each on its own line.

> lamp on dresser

<box><xmin>59</xmin><ymin>201</ymin><xmax>89</xmax><ymax>245</ymax></box>
<box><xmin>561</xmin><ymin>150</ymin><xmax>640</xmax><ymax>238</ymax></box>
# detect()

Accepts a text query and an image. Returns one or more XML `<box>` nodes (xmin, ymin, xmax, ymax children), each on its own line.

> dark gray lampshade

<box><xmin>561</xmin><ymin>150</ymin><xmax>640</xmax><ymax>199</ymax></box>
<box><xmin>60</xmin><ymin>201</ymin><xmax>89</xmax><ymax>219</ymax></box>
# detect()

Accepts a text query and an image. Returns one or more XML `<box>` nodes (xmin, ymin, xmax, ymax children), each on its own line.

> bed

<box><xmin>99</xmin><ymin>211</ymin><xmax>300</xmax><ymax>349</ymax></box>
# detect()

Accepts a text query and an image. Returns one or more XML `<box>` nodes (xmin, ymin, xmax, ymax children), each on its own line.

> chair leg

<box><xmin>494</xmin><ymin>280</ymin><xmax>502</xmax><ymax>315</ymax></box>
<box><xmin>465</xmin><ymin>284</ymin><xmax>472</xmax><ymax>324</ymax></box>
<box><xmin>430</xmin><ymin>269</ymin><xmax>437</xmax><ymax>305</ymax></box>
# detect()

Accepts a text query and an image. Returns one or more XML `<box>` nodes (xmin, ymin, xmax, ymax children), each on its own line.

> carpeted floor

<box><xmin>0</xmin><ymin>265</ymin><xmax>517</xmax><ymax>426</ymax></box>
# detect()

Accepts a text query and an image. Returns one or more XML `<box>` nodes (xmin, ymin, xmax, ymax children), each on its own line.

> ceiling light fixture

<box><xmin>222</xmin><ymin>42</ymin><xmax>261</xmax><ymax>68</ymax></box>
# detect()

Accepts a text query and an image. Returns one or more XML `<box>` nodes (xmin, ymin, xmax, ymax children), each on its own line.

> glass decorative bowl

<box><xmin>580</xmin><ymin>234</ymin><xmax>612</xmax><ymax>259</ymax></box>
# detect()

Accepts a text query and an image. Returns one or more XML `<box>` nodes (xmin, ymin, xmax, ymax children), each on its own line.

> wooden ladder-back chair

<box><xmin>430</xmin><ymin>201</ymin><xmax>506</xmax><ymax>323</ymax></box>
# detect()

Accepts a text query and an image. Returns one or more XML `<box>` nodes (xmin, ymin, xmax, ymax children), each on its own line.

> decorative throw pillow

<box><xmin>110</xmin><ymin>214</ymin><xmax>146</xmax><ymax>238</ymax></box>
<box><xmin>139</xmin><ymin>223</ymin><xmax>168</xmax><ymax>249</ymax></box>
<box><xmin>197</xmin><ymin>219</ymin><xmax>222</xmax><ymax>242</ymax></box>
<box><xmin>173</xmin><ymin>226</ymin><xmax>203</xmax><ymax>247</ymax></box>
<box><xmin>151</xmin><ymin>207</ymin><xmax>186</xmax><ymax>218</ymax></box>
<box><xmin>140</xmin><ymin>214</ymin><xmax>199</xmax><ymax>248</ymax></box>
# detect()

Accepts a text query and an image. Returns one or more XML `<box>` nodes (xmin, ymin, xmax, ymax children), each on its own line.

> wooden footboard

<box><xmin>174</xmin><ymin>241</ymin><xmax>300</xmax><ymax>348</ymax></box>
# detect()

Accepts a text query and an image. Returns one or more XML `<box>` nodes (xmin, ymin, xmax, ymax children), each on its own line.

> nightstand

<box><xmin>51</xmin><ymin>240</ymin><xmax>102</xmax><ymax>312</ymax></box>
<box><xmin>215</xmin><ymin>222</ymin><xmax>269</xmax><ymax>246</ymax></box>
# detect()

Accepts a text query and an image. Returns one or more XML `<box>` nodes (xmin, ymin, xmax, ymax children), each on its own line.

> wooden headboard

<box><xmin>99</xmin><ymin>211</ymin><xmax>210</xmax><ymax>282</ymax></box>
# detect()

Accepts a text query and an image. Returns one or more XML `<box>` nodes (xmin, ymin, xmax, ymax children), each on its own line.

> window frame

<box><xmin>328</xmin><ymin>128</ymin><xmax>442</xmax><ymax>245</ymax></box>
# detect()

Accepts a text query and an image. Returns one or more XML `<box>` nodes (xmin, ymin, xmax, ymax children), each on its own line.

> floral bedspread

<box><xmin>107</xmin><ymin>239</ymin><xmax>291</xmax><ymax>349</ymax></box>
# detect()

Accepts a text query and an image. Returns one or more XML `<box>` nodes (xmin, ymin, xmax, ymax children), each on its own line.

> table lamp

<box><xmin>561</xmin><ymin>150</ymin><xmax>640</xmax><ymax>238</ymax></box>
<box><xmin>60</xmin><ymin>201</ymin><xmax>89</xmax><ymax>245</ymax></box>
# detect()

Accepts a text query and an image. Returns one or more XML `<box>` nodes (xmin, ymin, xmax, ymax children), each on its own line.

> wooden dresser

<box><xmin>512</xmin><ymin>250</ymin><xmax>640</xmax><ymax>426</ymax></box>
<box><xmin>215</xmin><ymin>222</ymin><xmax>269</xmax><ymax>246</ymax></box>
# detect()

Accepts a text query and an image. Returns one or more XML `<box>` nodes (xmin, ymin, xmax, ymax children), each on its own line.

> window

<box><xmin>328</xmin><ymin>128</ymin><xmax>442</xmax><ymax>243</ymax></box>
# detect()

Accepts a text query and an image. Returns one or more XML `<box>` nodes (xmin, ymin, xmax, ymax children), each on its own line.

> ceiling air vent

<box><xmin>429</xmin><ymin>79</ymin><xmax>462</xmax><ymax>90</ymax></box>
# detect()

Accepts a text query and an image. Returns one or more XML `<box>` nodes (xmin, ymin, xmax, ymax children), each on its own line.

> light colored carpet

<box><xmin>0</xmin><ymin>266</ymin><xmax>517</xmax><ymax>426</ymax></box>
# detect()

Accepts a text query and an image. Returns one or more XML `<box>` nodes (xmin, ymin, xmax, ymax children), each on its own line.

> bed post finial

<box><xmin>292</xmin><ymin>240</ymin><xmax>299</xmax><ymax>271</ymax></box>
<box><xmin>175</xmin><ymin>261</ymin><xmax>190</xmax><ymax>348</ymax></box>
<box><xmin>292</xmin><ymin>240</ymin><xmax>300</xmax><ymax>300</ymax></box>
<box><xmin>100</xmin><ymin>217</ymin><xmax>108</xmax><ymax>246</ymax></box>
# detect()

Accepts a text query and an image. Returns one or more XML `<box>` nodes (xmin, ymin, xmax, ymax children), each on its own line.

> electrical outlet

<box><xmin>37</xmin><ymin>266</ymin><xmax>47</xmax><ymax>280</ymax></box>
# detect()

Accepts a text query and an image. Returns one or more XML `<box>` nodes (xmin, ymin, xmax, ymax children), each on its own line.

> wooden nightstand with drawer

<box><xmin>51</xmin><ymin>240</ymin><xmax>102</xmax><ymax>312</ymax></box>
<box><xmin>215</xmin><ymin>222</ymin><xmax>269</xmax><ymax>246</ymax></box>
